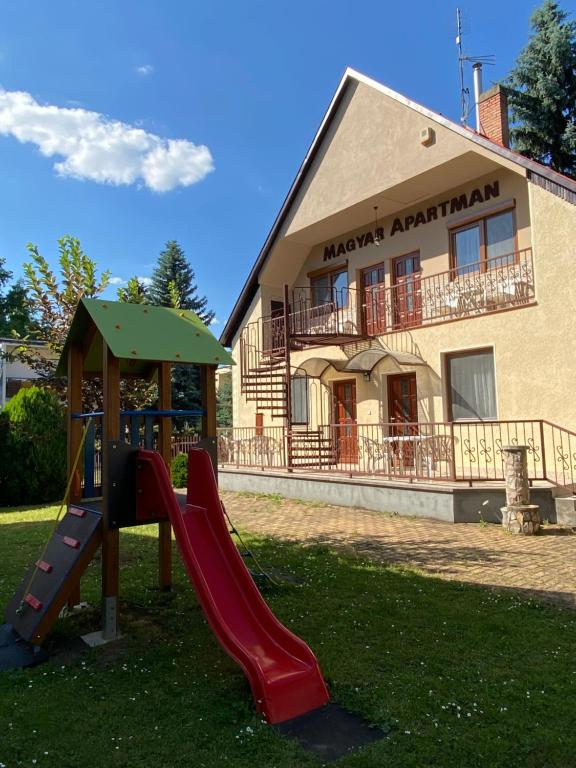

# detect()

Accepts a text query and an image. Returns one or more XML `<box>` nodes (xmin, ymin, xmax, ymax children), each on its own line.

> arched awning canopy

<box><xmin>296</xmin><ymin>347</ymin><xmax>426</xmax><ymax>378</ymax></box>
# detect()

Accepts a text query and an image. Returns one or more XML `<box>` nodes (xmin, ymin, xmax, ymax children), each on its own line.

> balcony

<box><xmin>274</xmin><ymin>248</ymin><xmax>534</xmax><ymax>344</ymax></box>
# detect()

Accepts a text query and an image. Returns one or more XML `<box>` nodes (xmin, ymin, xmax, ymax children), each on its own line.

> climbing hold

<box><xmin>63</xmin><ymin>536</ymin><xmax>80</xmax><ymax>549</ymax></box>
<box><xmin>69</xmin><ymin>508</ymin><xmax>87</xmax><ymax>518</ymax></box>
<box><xmin>36</xmin><ymin>560</ymin><xmax>53</xmax><ymax>573</ymax></box>
<box><xmin>24</xmin><ymin>594</ymin><xmax>43</xmax><ymax>612</ymax></box>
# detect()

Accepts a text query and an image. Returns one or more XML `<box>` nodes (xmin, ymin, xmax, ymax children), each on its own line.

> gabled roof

<box><xmin>56</xmin><ymin>298</ymin><xmax>234</xmax><ymax>377</ymax></box>
<box><xmin>220</xmin><ymin>68</ymin><xmax>576</xmax><ymax>347</ymax></box>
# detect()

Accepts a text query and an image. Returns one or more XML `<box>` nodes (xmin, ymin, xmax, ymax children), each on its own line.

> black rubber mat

<box><xmin>0</xmin><ymin>624</ymin><xmax>47</xmax><ymax>671</ymax></box>
<box><xmin>275</xmin><ymin>703</ymin><xmax>389</xmax><ymax>762</ymax></box>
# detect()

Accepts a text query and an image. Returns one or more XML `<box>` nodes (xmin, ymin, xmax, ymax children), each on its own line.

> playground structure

<box><xmin>1</xmin><ymin>298</ymin><xmax>329</xmax><ymax>724</ymax></box>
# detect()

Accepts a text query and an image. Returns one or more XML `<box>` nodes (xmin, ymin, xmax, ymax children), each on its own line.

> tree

<box><xmin>216</xmin><ymin>374</ymin><xmax>233</xmax><ymax>428</ymax></box>
<box><xmin>0</xmin><ymin>386</ymin><xmax>66</xmax><ymax>505</ymax></box>
<box><xmin>0</xmin><ymin>256</ymin><xmax>35</xmax><ymax>337</ymax></box>
<box><xmin>116</xmin><ymin>277</ymin><xmax>158</xmax><ymax>410</ymax></box>
<box><xmin>505</xmin><ymin>0</ymin><xmax>576</xmax><ymax>176</ymax></box>
<box><xmin>149</xmin><ymin>241</ymin><xmax>215</xmax><ymax>425</ymax></box>
<box><xmin>117</xmin><ymin>277</ymin><xmax>150</xmax><ymax>304</ymax></box>
<box><xmin>14</xmin><ymin>236</ymin><xmax>110</xmax><ymax>405</ymax></box>
<box><xmin>149</xmin><ymin>240</ymin><xmax>215</xmax><ymax>324</ymax></box>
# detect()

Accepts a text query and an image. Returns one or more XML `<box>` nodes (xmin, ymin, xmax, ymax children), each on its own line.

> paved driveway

<box><xmin>221</xmin><ymin>491</ymin><xmax>576</xmax><ymax>609</ymax></box>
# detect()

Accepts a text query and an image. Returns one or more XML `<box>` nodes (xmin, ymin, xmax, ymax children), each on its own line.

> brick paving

<box><xmin>220</xmin><ymin>490</ymin><xmax>576</xmax><ymax>609</ymax></box>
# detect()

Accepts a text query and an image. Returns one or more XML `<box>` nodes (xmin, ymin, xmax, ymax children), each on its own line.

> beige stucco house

<box><xmin>219</xmin><ymin>69</ymin><xmax>576</xmax><ymax>501</ymax></box>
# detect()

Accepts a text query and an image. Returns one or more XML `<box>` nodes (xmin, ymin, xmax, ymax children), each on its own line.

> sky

<box><xmin>0</xmin><ymin>0</ymin><xmax>574</xmax><ymax>330</ymax></box>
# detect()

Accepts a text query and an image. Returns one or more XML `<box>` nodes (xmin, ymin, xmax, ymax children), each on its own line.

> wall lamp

<box><xmin>363</xmin><ymin>371</ymin><xmax>371</xmax><ymax>382</ymax></box>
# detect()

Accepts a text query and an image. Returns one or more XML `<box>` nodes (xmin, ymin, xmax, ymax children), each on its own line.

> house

<box><xmin>219</xmin><ymin>69</ymin><xmax>576</xmax><ymax>520</ymax></box>
<box><xmin>0</xmin><ymin>339</ymin><xmax>47</xmax><ymax>408</ymax></box>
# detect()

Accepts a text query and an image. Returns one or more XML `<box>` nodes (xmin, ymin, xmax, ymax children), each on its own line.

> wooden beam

<box><xmin>102</xmin><ymin>342</ymin><xmax>120</xmax><ymax>639</ymax></box>
<box><xmin>67</xmin><ymin>342</ymin><xmax>83</xmax><ymax>608</ymax></box>
<box><xmin>158</xmin><ymin>361</ymin><xmax>172</xmax><ymax>590</ymax></box>
<box><xmin>201</xmin><ymin>364</ymin><xmax>217</xmax><ymax>439</ymax></box>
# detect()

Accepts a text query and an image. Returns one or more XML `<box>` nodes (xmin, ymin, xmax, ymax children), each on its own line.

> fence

<box><xmin>216</xmin><ymin>419</ymin><xmax>576</xmax><ymax>490</ymax></box>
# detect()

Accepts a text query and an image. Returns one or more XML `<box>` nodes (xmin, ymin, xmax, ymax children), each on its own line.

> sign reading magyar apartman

<box><xmin>323</xmin><ymin>180</ymin><xmax>500</xmax><ymax>262</ymax></box>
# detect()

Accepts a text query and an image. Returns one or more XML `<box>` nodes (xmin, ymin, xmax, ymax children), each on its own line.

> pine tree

<box><xmin>505</xmin><ymin>0</ymin><xmax>576</xmax><ymax>176</ymax></box>
<box><xmin>0</xmin><ymin>257</ymin><xmax>35</xmax><ymax>337</ymax></box>
<box><xmin>149</xmin><ymin>240</ymin><xmax>215</xmax><ymax>425</ymax></box>
<box><xmin>149</xmin><ymin>241</ymin><xmax>215</xmax><ymax>324</ymax></box>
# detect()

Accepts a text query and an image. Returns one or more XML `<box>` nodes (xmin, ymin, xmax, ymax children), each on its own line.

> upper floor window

<box><xmin>310</xmin><ymin>267</ymin><xmax>348</xmax><ymax>308</ymax></box>
<box><xmin>451</xmin><ymin>209</ymin><xmax>516</xmax><ymax>277</ymax></box>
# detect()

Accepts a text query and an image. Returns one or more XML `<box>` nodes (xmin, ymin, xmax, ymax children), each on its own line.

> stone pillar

<box><xmin>500</xmin><ymin>445</ymin><xmax>540</xmax><ymax>535</ymax></box>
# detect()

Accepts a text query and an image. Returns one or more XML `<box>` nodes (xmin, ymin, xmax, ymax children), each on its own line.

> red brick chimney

<box><xmin>478</xmin><ymin>85</ymin><xmax>510</xmax><ymax>148</ymax></box>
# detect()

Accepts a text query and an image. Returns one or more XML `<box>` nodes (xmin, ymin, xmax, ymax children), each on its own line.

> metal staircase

<box><xmin>238</xmin><ymin>285</ymin><xmax>365</xmax><ymax>465</ymax></box>
<box><xmin>241</xmin><ymin>357</ymin><xmax>288</xmax><ymax>420</ymax></box>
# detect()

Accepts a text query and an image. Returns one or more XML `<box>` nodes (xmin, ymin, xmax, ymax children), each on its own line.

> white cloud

<box><xmin>108</xmin><ymin>276</ymin><xmax>126</xmax><ymax>285</ymax></box>
<box><xmin>137</xmin><ymin>276</ymin><xmax>153</xmax><ymax>286</ymax></box>
<box><xmin>135</xmin><ymin>64</ymin><xmax>154</xmax><ymax>76</ymax></box>
<box><xmin>0</xmin><ymin>89</ymin><xmax>214</xmax><ymax>192</ymax></box>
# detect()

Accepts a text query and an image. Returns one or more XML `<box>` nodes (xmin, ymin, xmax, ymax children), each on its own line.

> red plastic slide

<box><xmin>135</xmin><ymin>448</ymin><xmax>329</xmax><ymax>724</ymax></box>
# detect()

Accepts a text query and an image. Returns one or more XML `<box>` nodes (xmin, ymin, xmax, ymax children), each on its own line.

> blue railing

<box><xmin>73</xmin><ymin>409</ymin><xmax>204</xmax><ymax>498</ymax></box>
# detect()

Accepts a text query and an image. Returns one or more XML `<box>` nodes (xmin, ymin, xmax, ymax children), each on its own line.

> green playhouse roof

<box><xmin>56</xmin><ymin>298</ymin><xmax>234</xmax><ymax>377</ymax></box>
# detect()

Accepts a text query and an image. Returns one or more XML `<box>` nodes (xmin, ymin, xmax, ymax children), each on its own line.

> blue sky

<box><xmin>0</xmin><ymin>0</ymin><xmax>573</xmax><ymax>328</ymax></box>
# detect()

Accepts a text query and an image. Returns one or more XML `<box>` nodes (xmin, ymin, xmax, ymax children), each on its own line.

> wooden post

<box><xmin>201</xmin><ymin>364</ymin><xmax>217</xmax><ymax>439</ymax></box>
<box><xmin>67</xmin><ymin>342</ymin><xmax>83</xmax><ymax>608</ymax></box>
<box><xmin>158</xmin><ymin>362</ymin><xmax>172</xmax><ymax>590</ymax></box>
<box><xmin>101</xmin><ymin>342</ymin><xmax>120</xmax><ymax>640</ymax></box>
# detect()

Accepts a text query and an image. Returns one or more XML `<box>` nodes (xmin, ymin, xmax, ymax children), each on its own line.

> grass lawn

<box><xmin>1</xmin><ymin>504</ymin><xmax>575</xmax><ymax>768</ymax></box>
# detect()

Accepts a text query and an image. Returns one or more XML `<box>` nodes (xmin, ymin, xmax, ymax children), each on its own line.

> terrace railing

<box><xmin>216</xmin><ymin>419</ymin><xmax>576</xmax><ymax>491</ymax></box>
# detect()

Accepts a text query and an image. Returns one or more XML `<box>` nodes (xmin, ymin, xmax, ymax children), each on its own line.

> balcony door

<box><xmin>263</xmin><ymin>299</ymin><xmax>285</xmax><ymax>355</ymax></box>
<box><xmin>362</xmin><ymin>263</ymin><xmax>386</xmax><ymax>335</ymax></box>
<box><xmin>387</xmin><ymin>373</ymin><xmax>418</xmax><ymax>466</ymax></box>
<box><xmin>392</xmin><ymin>252</ymin><xmax>421</xmax><ymax>329</ymax></box>
<box><xmin>333</xmin><ymin>379</ymin><xmax>357</xmax><ymax>463</ymax></box>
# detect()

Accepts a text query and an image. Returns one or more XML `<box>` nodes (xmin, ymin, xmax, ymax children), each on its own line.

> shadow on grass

<box><xmin>1</xmin><ymin>517</ymin><xmax>576</xmax><ymax>767</ymax></box>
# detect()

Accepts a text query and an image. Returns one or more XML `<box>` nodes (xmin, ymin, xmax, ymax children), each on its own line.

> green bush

<box><xmin>171</xmin><ymin>452</ymin><xmax>189</xmax><ymax>488</ymax></box>
<box><xmin>0</xmin><ymin>386</ymin><xmax>66</xmax><ymax>506</ymax></box>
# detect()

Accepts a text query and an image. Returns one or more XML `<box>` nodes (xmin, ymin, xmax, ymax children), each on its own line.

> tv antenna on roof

<box><xmin>456</xmin><ymin>7</ymin><xmax>495</xmax><ymax>128</ymax></box>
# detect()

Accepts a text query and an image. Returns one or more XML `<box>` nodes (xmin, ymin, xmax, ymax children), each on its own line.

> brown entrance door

<box><xmin>387</xmin><ymin>373</ymin><xmax>418</xmax><ymax>467</ymax></box>
<box><xmin>362</xmin><ymin>263</ymin><xmax>387</xmax><ymax>335</ymax></box>
<box><xmin>392</xmin><ymin>252</ymin><xmax>421</xmax><ymax>329</ymax></box>
<box><xmin>333</xmin><ymin>380</ymin><xmax>358</xmax><ymax>463</ymax></box>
